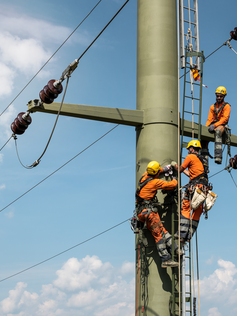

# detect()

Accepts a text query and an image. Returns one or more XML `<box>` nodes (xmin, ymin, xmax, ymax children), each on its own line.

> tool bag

<box><xmin>204</xmin><ymin>190</ymin><xmax>218</xmax><ymax>211</ymax></box>
<box><xmin>191</xmin><ymin>187</ymin><xmax>207</xmax><ymax>210</ymax></box>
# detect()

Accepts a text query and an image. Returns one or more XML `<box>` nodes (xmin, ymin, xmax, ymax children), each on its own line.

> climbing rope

<box><xmin>195</xmin><ymin>231</ymin><xmax>201</xmax><ymax>316</ymax></box>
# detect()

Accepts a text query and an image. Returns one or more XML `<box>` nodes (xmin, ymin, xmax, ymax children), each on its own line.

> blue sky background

<box><xmin>0</xmin><ymin>1</ymin><xmax>237</xmax><ymax>315</ymax></box>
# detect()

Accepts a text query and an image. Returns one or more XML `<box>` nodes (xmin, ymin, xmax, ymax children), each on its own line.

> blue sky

<box><xmin>0</xmin><ymin>0</ymin><xmax>237</xmax><ymax>315</ymax></box>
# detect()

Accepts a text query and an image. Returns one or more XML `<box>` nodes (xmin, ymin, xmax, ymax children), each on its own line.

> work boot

<box><xmin>161</xmin><ymin>259</ymin><xmax>179</xmax><ymax>268</ymax></box>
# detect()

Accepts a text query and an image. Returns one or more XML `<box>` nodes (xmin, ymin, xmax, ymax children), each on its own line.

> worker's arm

<box><xmin>155</xmin><ymin>178</ymin><xmax>177</xmax><ymax>191</ymax></box>
<box><xmin>206</xmin><ymin>105</ymin><xmax>214</xmax><ymax>126</ymax></box>
<box><xmin>172</xmin><ymin>163</ymin><xmax>190</xmax><ymax>177</ymax></box>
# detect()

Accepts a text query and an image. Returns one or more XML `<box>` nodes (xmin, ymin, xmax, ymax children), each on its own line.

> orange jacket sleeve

<box><xmin>153</xmin><ymin>178</ymin><xmax>177</xmax><ymax>190</ymax></box>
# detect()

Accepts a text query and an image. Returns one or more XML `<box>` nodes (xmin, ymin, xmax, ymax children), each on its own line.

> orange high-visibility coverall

<box><xmin>206</xmin><ymin>101</ymin><xmax>231</xmax><ymax>131</ymax></box>
<box><xmin>179</xmin><ymin>154</ymin><xmax>207</xmax><ymax>241</ymax></box>
<box><xmin>136</xmin><ymin>171</ymin><xmax>177</xmax><ymax>262</ymax></box>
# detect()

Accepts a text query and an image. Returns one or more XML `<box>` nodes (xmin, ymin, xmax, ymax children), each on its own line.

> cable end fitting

<box><xmin>58</xmin><ymin>59</ymin><xmax>79</xmax><ymax>83</ymax></box>
<box><xmin>32</xmin><ymin>160</ymin><xmax>40</xmax><ymax>168</ymax></box>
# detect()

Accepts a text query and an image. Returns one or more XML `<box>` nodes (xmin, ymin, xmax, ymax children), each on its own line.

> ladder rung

<box><xmin>183</xmin><ymin>6</ymin><xmax>196</xmax><ymax>12</ymax></box>
<box><xmin>185</xmin><ymin>96</ymin><xmax>200</xmax><ymax>101</ymax></box>
<box><xmin>184</xmin><ymin>110</ymin><xmax>199</xmax><ymax>115</ymax></box>
<box><xmin>184</xmin><ymin>33</ymin><xmax>197</xmax><ymax>39</ymax></box>
<box><xmin>184</xmin><ymin>20</ymin><xmax>197</xmax><ymax>26</ymax></box>
<box><xmin>185</xmin><ymin>81</ymin><xmax>200</xmax><ymax>86</ymax></box>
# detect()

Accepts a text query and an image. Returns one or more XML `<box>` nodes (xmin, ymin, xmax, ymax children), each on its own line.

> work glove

<box><xmin>171</xmin><ymin>161</ymin><xmax>177</xmax><ymax>167</ymax></box>
<box><xmin>208</xmin><ymin>124</ymin><xmax>215</xmax><ymax>133</ymax></box>
<box><xmin>163</xmin><ymin>164</ymin><xmax>171</xmax><ymax>173</ymax></box>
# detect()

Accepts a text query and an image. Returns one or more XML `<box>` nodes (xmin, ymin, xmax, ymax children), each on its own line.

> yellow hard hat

<box><xmin>215</xmin><ymin>86</ymin><xmax>227</xmax><ymax>96</ymax></box>
<box><xmin>147</xmin><ymin>161</ymin><xmax>161</xmax><ymax>175</ymax></box>
<box><xmin>186</xmin><ymin>140</ymin><xmax>202</xmax><ymax>149</ymax></box>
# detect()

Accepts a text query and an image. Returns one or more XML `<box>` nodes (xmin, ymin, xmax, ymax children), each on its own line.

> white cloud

<box><xmin>0</xmin><ymin>4</ymin><xmax>87</xmax><ymax>100</ymax></box>
<box><xmin>208</xmin><ymin>307</ymin><xmax>221</xmax><ymax>316</ymax></box>
<box><xmin>206</xmin><ymin>255</ymin><xmax>214</xmax><ymax>265</ymax></box>
<box><xmin>0</xmin><ymin>282</ymin><xmax>27</xmax><ymax>313</ymax></box>
<box><xmin>0</xmin><ymin>256</ymin><xmax>135</xmax><ymax>316</ymax></box>
<box><xmin>0</xmin><ymin>184</ymin><xmax>5</xmax><ymax>190</ymax></box>
<box><xmin>200</xmin><ymin>258</ymin><xmax>237</xmax><ymax>300</ymax></box>
<box><xmin>5</xmin><ymin>211</ymin><xmax>14</xmax><ymax>219</ymax></box>
<box><xmin>199</xmin><ymin>259</ymin><xmax>237</xmax><ymax>315</ymax></box>
<box><xmin>119</xmin><ymin>261</ymin><xmax>134</xmax><ymax>275</ymax></box>
<box><xmin>0</xmin><ymin>104</ymin><xmax>17</xmax><ymax>140</ymax></box>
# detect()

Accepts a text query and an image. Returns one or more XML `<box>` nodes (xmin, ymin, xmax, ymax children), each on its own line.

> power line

<box><xmin>0</xmin><ymin>124</ymin><xmax>119</xmax><ymax>214</ymax></box>
<box><xmin>0</xmin><ymin>0</ymin><xmax>103</xmax><ymax>117</ymax></box>
<box><xmin>0</xmin><ymin>218</ymin><xmax>129</xmax><ymax>283</ymax></box>
<box><xmin>78</xmin><ymin>0</ymin><xmax>130</xmax><ymax>61</ymax></box>
<box><xmin>179</xmin><ymin>39</ymin><xmax>231</xmax><ymax>80</ymax></box>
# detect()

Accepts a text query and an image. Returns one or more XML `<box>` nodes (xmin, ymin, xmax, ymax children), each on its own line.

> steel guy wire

<box><xmin>77</xmin><ymin>0</ymin><xmax>130</xmax><ymax>61</ymax></box>
<box><xmin>229</xmin><ymin>171</ymin><xmax>237</xmax><ymax>188</ymax></box>
<box><xmin>0</xmin><ymin>124</ymin><xmax>119</xmax><ymax>214</ymax></box>
<box><xmin>0</xmin><ymin>218</ymin><xmax>129</xmax><ymax>283</ymax></box>
<box><xmin>0</xmin><ymin>134</ymin><xmax>14</xmax><ymax>152</ymax></box>
<box><xmin>0</xmin><ymin>0</ymin><xmax>103</xmax><ymax>117</ymax></box>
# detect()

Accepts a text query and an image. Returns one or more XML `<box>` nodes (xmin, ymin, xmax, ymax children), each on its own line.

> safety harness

<box><xmin>188</xmin><ymin>153</ymin><xmax>208</xmax><ymax>187</ymax></box>
<box><xmin>213</xmin><ymin>101</ymin><xmax>228</xmax><ymax>118</ymax></box>
<box><xmin>135</xmin><ymin>175</ymin><xmax>158</xmax><ymax>214</ymax></box>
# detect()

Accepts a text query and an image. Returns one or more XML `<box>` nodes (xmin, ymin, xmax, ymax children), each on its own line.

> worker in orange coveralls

<box><xmin>171</xmin><ymin>140</ymin><xmax>208</xmax><ymax>242</ymax></box>
<box><xmin>205</xmin><ymin>86</ymin><xmax>231</xmax><ymax>164</ymax></box>
<box><xmin>135</xmin><ymin>161</ymin><xmax>181</xmax><ymax>268</ymax></box>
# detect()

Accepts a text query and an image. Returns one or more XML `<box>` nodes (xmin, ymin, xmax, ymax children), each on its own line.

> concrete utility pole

<box><xmin>135</xmin><ymin>0</ymin><xmax>178</xmax><ymax>315</ymax></box>
<box><xmin>27</xmin><ymin>0</ymin><xmax>237</xmax><ymax>315</ymax></box>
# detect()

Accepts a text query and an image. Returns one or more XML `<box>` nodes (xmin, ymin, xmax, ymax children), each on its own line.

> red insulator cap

<box><xmin>17</xmin><ymin>112</ymin><xmax>32</xmax><ymax>126</ymax></box>
<box><xmin>39</xmin><ymin>90</ymin><xmax>54</xmax><ymax>104</ymax></box>
<box><xmin>229</xmin><ymin>157</ymin><xmax>237</xmax><ymax>169</ymax></box>
<box><xmin>43</xmin><ymin>85</ymin><xmax>58</xmax><ymax>99</ymax></box>
<box><xmin>230</xmin><ymin>30</ymin><xmax>237</xmax><ymax>40</ymax></box>
<box><xmin>47</xmin><ymin>79</ymin><xmax>63</xmax><ymax>95</ymax></box>
<box><xmin>11</xmin><ymin>122</ymin><xmax>25</xmax><ymax>135</ymax></box>
<box><xmin>14</xmin><ymin>117</ymin><xmax>28</xmax><ymax>132</ymax></box>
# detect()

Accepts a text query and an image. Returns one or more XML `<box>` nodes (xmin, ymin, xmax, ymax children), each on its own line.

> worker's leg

<box><xmin>214</xmin><ymin>125</ymin><xmax>225</xmax><ymax>164</ymax></box>
<box><xmin>187</xmin><ymin>202</ymin><xmax>203</xmax><ymax>240</ymax></box>
<box><xmin>201</xmin><ymin>140</ymin><xmax>210</xmax><ymax>171</ymax></box>
<box><xmin>175</xmin><ymin>198</ymin><xmax>191</xmax><ymax>241</ymax></box>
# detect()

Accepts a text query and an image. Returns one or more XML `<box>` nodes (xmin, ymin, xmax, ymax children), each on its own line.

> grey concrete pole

<box><xmin>135</xmin><ymin>0</ymin><xmax>179</xmax><ymax>315</ymax></box>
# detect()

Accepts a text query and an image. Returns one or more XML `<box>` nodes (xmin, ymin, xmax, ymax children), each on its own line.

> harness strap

<box><xmin>214</xmin><ymin>102</ymin><xmax>227</xmax><ymax>116</ymax></box>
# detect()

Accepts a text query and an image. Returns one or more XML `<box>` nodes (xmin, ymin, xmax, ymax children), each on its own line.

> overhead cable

<box><xmin>0</xmin><ymin>218</ymin><xmax>129</xmax><ymax>283</ymax></box>
<box><xmin>0</xmin><ymin>0</ymin><xmax>103</xmax><ymax>117</ymax></box>
<box><xmin>179</xmin><ymin>38</ymin><xmax>232</xmax><ymax>80</ymax></box>
<box><xmin>0</xmin><ymin>124</ymin><xmax>119</xmax><ymax>214</ymax></box>
<box><xmin>0</xmin><ymin>135</ymin><xmax>14</xmax><ymax>152</ymax></box>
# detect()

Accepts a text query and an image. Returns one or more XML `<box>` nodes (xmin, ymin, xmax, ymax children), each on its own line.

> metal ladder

<box><xmin>179</xmin><ymin>0</ymin><xmax>200</xmax><ymax>69</ymax></box>
<box><xmin>178</xmin><ymin>1</ymin><xmax>203</xmax><ymax>315</ymax></box>
<box><xmin>180</xmin><ymin>49</ymin><xmax>205</xmax><ymax>160</ymax></box>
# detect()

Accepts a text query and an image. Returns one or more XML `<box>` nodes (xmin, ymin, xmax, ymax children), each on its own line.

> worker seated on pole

<box><xmin>135</xmin><ymin>161</ymin><xmax>181</xmax><ymax>269</ymax></box>
<box><xmin>205</xmin><ymin>86</ymin><xmax>231</xmax><ymax>164</ymax></box>
<box><xmin>171</xmin><ymin>140</ymin><xmax>209</xmax><ymax>242</ymax></box>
